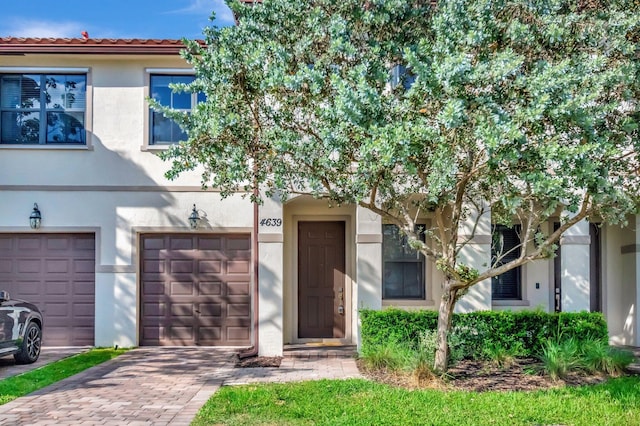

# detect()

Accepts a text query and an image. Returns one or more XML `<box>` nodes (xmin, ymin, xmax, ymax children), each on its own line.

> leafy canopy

<box><xmin>156</xmin><ymin>0</ymin><xmax>639</xmax><ymax>279</ymax></box>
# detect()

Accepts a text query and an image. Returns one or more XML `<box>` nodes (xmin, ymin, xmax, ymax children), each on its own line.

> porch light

<box><xmin>29</xmin><ymin>203</ymin><xmax>42</xmax><ymax>229</ymax></box>
<box><xmin>188</xmin><ymin>204</ymin><xmax>200</xmax><ymax>229</ymax></box>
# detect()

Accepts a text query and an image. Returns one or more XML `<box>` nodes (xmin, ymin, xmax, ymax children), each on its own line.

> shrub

<box><xmin>482</xmin><ymin>341</ymin><xmax>524</xmax><ymax>368</ymax></box>
<box><xmin>579</xmin><ymin>338</ymin><xmax>635</xmax><ymax>376</ymax></box>
<box><xmin>359</xmin><ymin>308</ymin><xmax>608</xmax><ymax>361</ymax></box>
<box><xmin>538</xmin><ymin>337</ymin><xmax>582</xmax><ymax>380</ymax></box>
<box><xmin>358</xmin><ymin>340</ymin><xmax>414</xmax><ymax>372</ymax></box>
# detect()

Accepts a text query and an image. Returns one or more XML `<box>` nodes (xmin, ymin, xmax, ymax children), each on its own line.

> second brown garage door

<box><xmin>140</xmin><ymin>234</ymin><xmax>252</xmax><ymax>346</ymax></box>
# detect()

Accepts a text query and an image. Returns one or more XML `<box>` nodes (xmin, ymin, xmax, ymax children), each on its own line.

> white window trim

<box><xmin>142</xmin><ymin>68</ymin><xmax>196</xmax><ymax>151</ymax></box>
<box><xmin>381</xmin><ymin>220</ymin><xmax>435</xmax><ymax>306</ymax></box>
<box><xmin>0</xmin><ymin>67</ymin><xmax>93</xmax><ymax>150</ymax></box>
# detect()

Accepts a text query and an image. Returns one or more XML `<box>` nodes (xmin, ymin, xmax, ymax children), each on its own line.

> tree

<box><xmin>154</xmin><ymin>0</ymin><xmax>640</xmax><ymax>373</ymax></box>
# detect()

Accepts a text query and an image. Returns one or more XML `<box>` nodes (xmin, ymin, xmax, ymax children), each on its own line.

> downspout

<box><xmin>238</xmin><ymin>186</ymin><xmax>260</xmax><ymax>359</ymax></box>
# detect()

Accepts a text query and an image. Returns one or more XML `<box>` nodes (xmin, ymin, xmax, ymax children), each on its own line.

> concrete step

<box><xmin>283</xmin><ymin>344</ymin><xmax>358</xmax><ymax>359</ymax></box>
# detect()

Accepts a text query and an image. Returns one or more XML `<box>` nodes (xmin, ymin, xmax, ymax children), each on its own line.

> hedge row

<box><xmin>359</xmin><ymin>308</ymin><xmax>608</xmax><ymax>358</ymax></box>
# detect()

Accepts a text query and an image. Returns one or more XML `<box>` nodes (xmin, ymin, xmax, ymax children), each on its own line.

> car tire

<box><xmin>14</xmin><ymin>322</ymin><xmax>42</xmax><ymax>364</ymax></box>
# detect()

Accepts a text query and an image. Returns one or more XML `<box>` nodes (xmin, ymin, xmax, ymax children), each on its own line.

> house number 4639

<box><xmin>260</xmin><ymin>218</ymin><xmax>283</xmax><ymax>227</ymax></box>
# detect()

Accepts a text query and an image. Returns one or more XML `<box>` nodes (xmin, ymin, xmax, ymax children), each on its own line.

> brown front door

<box><xmin>298</xmin><ymin>221</ymin><xmax>345</xmax><ymax>339</ymax></box>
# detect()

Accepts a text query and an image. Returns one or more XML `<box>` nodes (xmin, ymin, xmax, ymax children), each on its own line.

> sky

<box><xmin>0</xmin><ymin>0</ymin><xmax>235</xmax><ymax>40</ymax></box>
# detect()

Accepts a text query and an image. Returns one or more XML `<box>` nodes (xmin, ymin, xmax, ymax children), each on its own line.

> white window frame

<box><xmin>0</xmin><ymin>67</ymin><xmax>92</xmax><ymax>150</ymax></box>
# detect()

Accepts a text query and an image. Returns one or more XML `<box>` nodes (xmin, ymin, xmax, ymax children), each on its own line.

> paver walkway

<box><xmin>0</xmin><ymin>347</ymin><xmax>362</xmax><ymax>425</ymax></box>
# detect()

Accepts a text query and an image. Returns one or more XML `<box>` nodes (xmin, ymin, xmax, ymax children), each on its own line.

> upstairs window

<box><xmin>390</xmin><ymin>64</ymin><xmax>416</xmax><ymax>90</ymax></box>
<box><xmin>491</xmin><ymin>225</ymin><xmax>522</xmax><ymax>300</ymax></box>
<box><xmin>0</xmin><ymin>73</ymin><xmax>86</xmax><ymax>144</ymax></box>
<box><xmin>382</xmin><ymin>224</ymin><xmax>426</xmax><ymax>300</ymax></box>
<box><xmin>149</xmin><ymin>75</ymin><xmax>204</xmax><ymax>145</ymax></box>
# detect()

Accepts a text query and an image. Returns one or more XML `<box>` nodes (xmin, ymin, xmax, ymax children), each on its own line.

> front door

<box><xmin>298</xmin><ymin>221</ymin><xmax>345</xmax><ymax>338</ymax></box>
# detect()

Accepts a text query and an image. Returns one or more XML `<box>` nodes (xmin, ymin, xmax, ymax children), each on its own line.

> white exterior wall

<box><xmin>604</xmin><ymin>219</ymin><xmax>637</xmax><ymax>345</ymax></box>
<box><xmin>356</xmin><ymin>206</ymin><xmax>382</xmax><ymax>312</ymax></box>
<box><xmin>0</xmin><ymin>53</ymin><xmax>255</xmax><ymax>347</ymax></box>
<box><xmin>257</xmin><ymin>195</ymin><xmax>284</xmax><ymax>356</ymax></box>
<box><xmin>560</xmin><ymin>219</ymin><xmax>591</xmax><ymax>312</ymax></box>
<box><xmin>456</xmin><ymin>207</ymin><xmax>491</xmax><ymax>312</ymax></box>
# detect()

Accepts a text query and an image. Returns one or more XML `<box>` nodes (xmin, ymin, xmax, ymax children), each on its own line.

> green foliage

<box><xmin>160</xmin><ymin>0</ymin><xmax>640</xmax><ymax>243</ymax></box>
<box><xmin>359</xmin><ymin>308</ymin><xmax>608</xmax><ymax>360</ymax></box>
<box><xmin>538</xmin><ymin>337</ymin><xmax>582</xmax><ymax>380</ymax></box>
<box><xmin>0</xmin><ymin>347</ymin><xmax>128</xmax><ymax>405</ymax></box>
<box><xmin>193</xmin><ymin>377</ymin><xmax>640</xmax><ymax>426</ymax></box>
<box><xmin>358</xmin><ymin>340</ymin><xmax>414</xmax><ymax>372</ymax></box>
<box><xmin>538</xmin><ymin>336</ymin><xmax>634</xmax><ymax>380</ymax></box>
<box><xmin>159</xmin><ymin>0</ymin><xmax>640</xmax><ymax>373</ymax></box>
<box><xmin>482</xmin><ymin>341</ymin><xmax>523</xmax><ymax>368</ymax></box>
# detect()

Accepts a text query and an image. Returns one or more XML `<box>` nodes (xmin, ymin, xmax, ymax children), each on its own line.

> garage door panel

<box><xmin>170</xmin><ymin>303</ymin><xmax>194</xmax><ymax>317</ymax></box>
<box><xmin>143</xmin><ymin>260</ymin><xmax>164</xmax><ymax>273</ymax></box>
<box><xmin>169</xmin><ymin>260</ymin><xmax>194</xmax><ymax>273</ymax></box>
<box><xmin>199</xmin><ymin>303</ymin><xmax>222</xmax><ymax>317</ymax></box>
<box><xmin>198</xmin><ymin>260</ymin><xmax>222</xmax><ymax>273</ymax></box>
<box><xmin>227</xmin><ymin>282</ymin><xmax>250</xmax><ymax>295</ymax></box>
<box><xmin>74</xmin><ymin>259</ymin><xmax>95</xmax><ymax>273</ymax></box>
<box><xmin>143</xmin><ymin>281</ymin><xmax>165</xmax><ymax>295</ymax></box>
<box><xmin>73</xmin><ymin>303</ymin><xmax>95</xmax><ymax>317</ymax></box>
<box><xmin>140</xmin><ymin>233</ymin><xmax>251</xmax><ymax>346</ymax></box>
<box><xmin>45</xmin><ymin>259</ymin><xmax>70</xmax><ymax>274</ymax></box>
<box><xmin>17</xmin><ymin>237</ymin><xmax>41</xmax><ymax>251</ymax></box>
<box><xmin>46</xmin><ymin>237</ymin><xmax>70</xmax><ymax>250</ymax></box>
<box><xmin>228</xmin><ymin>260</ymin><xmax>250</xmax><ymax>274</ymax></box>
<box><xmin>227</xmin><ymin>237</ymin><xmax>251</xmax><ymax>251</ymax></box>
<box><xmin>169</xmin><ymin>237</ymin><xmax>194</xmax><ymax>250</ymax></box>
<box><xmin>0</xmin><ymin>259</ymin><xmax>11</xmax><ymax>273</ymax></box>
<box><xmin>198</xmin><ymin>237</ymin><xmax>222</xmax><ymax>250</ymax></box>
<box><xmin>198</xmin><ymin>327</ymin><xmax>221</xmax><ymax>341</ymax></box>
<box><xmin>0</xmin><ymin>234</ymin><xmax>95</xmax><ymax>346</ymax></box>
<box><xmin>73</xmin><ymin>281</ymin><xmax>95</xmax><ymax>295</ymax></box>
<box><xmin>45</xmin><ymin>281</ymin><xmax>69</xmax><ymax>295</ymax></box>
<box><xmin>169</xmin><ymin>281</ymin><xmax>195</xmax><ymax>296</ymax></box>
<box><xmin>199</xmin><ymin>281</ymin><xmax>222</xmax><ymax>295</ymax></box>
<box><xmin>142</xmin><ymin>300</ymin><xmax>166</xmax><ymax>316</ymax></box>
<box><xmin>227</xmin><ymin>326</ymin><xmax>250</xmax><ymax>341</ymax></box>
<box><xmin>170</xmin><ymin>326</ymin><xmax>194</xmax><ymax>340</ymax></box>
<box><xmin>227</xmin><ymin>302</ymin><xmax>250</xmax><ymax>317</ymax></box>
<box><xmin>18</xmin><ymin>259</ymin><xmax>41</xmax><ymax>273</ymax></box>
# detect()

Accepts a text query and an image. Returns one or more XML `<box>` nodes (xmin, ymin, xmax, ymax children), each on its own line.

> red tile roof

<box><xmin>0</xmin><ymin>37</ymin><xmax>198</xmax><ymax>55</ymax></box>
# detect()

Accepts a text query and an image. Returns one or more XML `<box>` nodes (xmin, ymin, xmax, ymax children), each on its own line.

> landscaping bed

<box><xmin>358</xmin><ymin>357</ymin><xmax>615</xmax><ymax>392</ymax></box>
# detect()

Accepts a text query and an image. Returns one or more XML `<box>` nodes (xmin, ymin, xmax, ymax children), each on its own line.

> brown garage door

<box><xmin>0</xmin><ymin>233</ymin><xmax>95</xmax><ymax>346</ymax></box>
<box><xmin>140</xmin><ymin>234</ymin><xmax>251</xmax><ymax>346</ymax></box>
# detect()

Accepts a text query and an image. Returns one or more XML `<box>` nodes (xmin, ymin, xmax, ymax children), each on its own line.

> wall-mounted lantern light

<box><xmin>29</xmin><ymin>203</ymin><xmax>42</xmax><ymax>229</ymax></box>
<box><xmin>188</xmin><ymin>204</ymin><xmax>200</xmax><ymax>229</ymax></box>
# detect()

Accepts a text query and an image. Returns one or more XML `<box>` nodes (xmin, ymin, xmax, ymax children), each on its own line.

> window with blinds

<box><xmin>0</xmin><ymin>74</ymin><xmax>86</xmax><ymax>144</ymax></box>
<box><xmin>491</xmin><ymin>224</ymin><xmax>522</xmax><ymax>300</ymax></box>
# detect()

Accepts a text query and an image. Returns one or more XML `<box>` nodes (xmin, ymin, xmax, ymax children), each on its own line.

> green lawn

<box><xmin>0</xmin><ymin>347</ymin><xmax>128</xmax><ymax>405</ymax></box>
<box><xmin>192</xmin><ymin>377</ymin><xmax>640</xmax><ymax>426</ymax></box>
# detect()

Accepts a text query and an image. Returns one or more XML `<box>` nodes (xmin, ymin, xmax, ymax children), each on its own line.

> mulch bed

<box><xmin>235</xmin><ymin>356</ymin><xmax>283</xmax><ymax>368</ymax></box>
<box><xmin>234</xmin><ymin>355</ymin><xmax>632</xmax><ymax>392</ymax></box>
<box><xmin>358</xmin><ymin>358</ymin><xmax>616</xmax><ymax>392</ymax></box>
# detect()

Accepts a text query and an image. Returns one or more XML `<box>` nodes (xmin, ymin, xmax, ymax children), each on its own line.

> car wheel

<box><xmin>14</xmin><ymin>322</ymin><xmax>42</xmax><ymax>364</ymax></box>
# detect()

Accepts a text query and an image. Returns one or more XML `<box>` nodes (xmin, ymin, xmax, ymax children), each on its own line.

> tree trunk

<box><xmin>434</xmin><ymin>284</ymin><xmax>457</xmax><ymax>374</ymax></box>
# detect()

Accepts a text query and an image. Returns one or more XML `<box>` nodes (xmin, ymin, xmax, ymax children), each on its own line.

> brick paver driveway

<box><xmin>0</xmin><ymin>346</ymin><xmax>362</xmax><ymax>425</ymax></box>
<box><xmin>0</xmin><ymin>347</ymin><xmax>238</xmax><ymax>426</ymax></box>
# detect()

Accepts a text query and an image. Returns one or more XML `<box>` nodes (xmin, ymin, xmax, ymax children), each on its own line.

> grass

<box><xmin>192</xmin><ymin>376</ymin><xmax>640</xmax><ymax>426</ymax></box>
<box><xmin>0</xmin><ymin>347</ymin><xmax>128</xmax><ymax>405</ymax></box>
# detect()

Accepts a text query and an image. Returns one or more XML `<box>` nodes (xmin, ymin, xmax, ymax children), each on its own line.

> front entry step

<box><xmin>283</xmin><ymin>344</ymin><xmax>357</xmax><ymax>359</ymax></box>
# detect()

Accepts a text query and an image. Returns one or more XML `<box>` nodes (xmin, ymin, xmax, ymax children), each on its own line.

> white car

<box><xmin>0</xmin><ymin>291</ymin><xmax>43</xmax><ymax>364</ymax></box>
